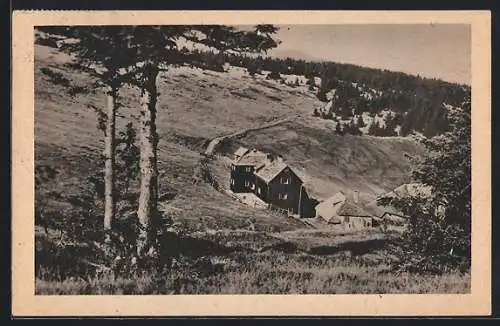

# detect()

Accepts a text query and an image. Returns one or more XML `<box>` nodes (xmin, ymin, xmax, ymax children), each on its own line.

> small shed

<box><xmin>315</xmin><ymin>191</ymin><xmax>346</xmax><ymax>224</ymax></box>
<box><xmin>315</xmin><ymin>192</ymin><xmax>373</xmax><ymax>228</ymax></box>
<box><xmin>336</xmin><ymin>200</ymin><xmax>373</xmax><ymax>229</ymax></box>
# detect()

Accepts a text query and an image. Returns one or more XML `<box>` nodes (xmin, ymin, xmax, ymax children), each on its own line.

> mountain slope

<box><xmin>35</xmin><ymin>44</ymin><xmax>425</xmax><ymax>228</ymax></box>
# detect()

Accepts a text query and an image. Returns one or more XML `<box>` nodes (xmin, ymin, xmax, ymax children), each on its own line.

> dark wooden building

<box><xmin>254</xmin><ymin>160</ymin><xmax>317</xmax><ymax>216</ymax></box>
<box><xmin>229</xmin><ymin>150</ymin><xmax>267</xmax><ymax>193</ymax></box>
<box><xmin>229</xmin><ymin>149</ymin><xmax>316</xmax><ymax>217</ymax></box>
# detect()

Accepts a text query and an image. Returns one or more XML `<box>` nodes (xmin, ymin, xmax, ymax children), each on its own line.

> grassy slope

<box><xmin>35</xmin><ymin>44</ymin><xmax>306</xmax><ymax>231</ymax></box>
<box><xmin>237</xmin><ymin>123</ymin><xmax>425</xmax><ymax>199</ymax></box>
<box><xmin>36</xmin><ymin>43</ymin><xmax>423</xmax><ymax>225</ymax></box>
<box><xmin>34</xmin><ymin>45</ymin><xmax>468</xmax><ymax>294</ymax></box>
<box><xmin>36</xmin><ymin>228</ymin><xmax>470</xmax><ymax>295</ymax></box>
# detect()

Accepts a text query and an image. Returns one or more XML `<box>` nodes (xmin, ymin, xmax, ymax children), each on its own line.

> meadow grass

<box><xmin>36</xmin><ymin>230</ymin><xmax>470</xmax><ymax>295</ymax></box>
<box><xmin>36</xmin><ymin>244</ymin><xmax>470</xmax><ymax>295</ymax></box>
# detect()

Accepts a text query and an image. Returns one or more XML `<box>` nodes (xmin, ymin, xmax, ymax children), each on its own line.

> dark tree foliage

<box><xmin>37</xmin><ymin>24</ymin><xmax>280</xmax><ymax>272</ymax></box>
<box><xmin>267</xmin><ymin>70</ymin><xmax>281</xmax><ymax>81</ymax></box>
<box><xmin>335</xmin><ymin>122</ymin><xmax>344</xmax><ymax>136</ymax></box>
<box><xmin>368</xmin><ymin>120</ymin><xmax>384</xmax><ymax>136</ymax></box>
<box><xmin>380</xmin><ymin>96</ymin><xmax>471</xmax><ymax>274</ymax></box>
<box><xmin>115</xmin><ymin>122</ymin><xmax>141</xmax><ymax>202</ymax></box>
<box><xmin>356</xmin><ymin>115</ymin><xmax>365</xmax><ymax>128</ymax></box>
<box><xmin>343</xmin><ymin>120</ymin><xmax>362</xmax><ymax>136</ymax></box>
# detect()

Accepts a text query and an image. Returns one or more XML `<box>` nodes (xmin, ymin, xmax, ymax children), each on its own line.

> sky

<box><xmin>267</xmin><ymin>24</ymin><xmax>471</xmax><ymax>85</ymax></box>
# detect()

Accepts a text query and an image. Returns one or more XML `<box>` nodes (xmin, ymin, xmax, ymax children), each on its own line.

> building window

<box><xmin>280</xmin><ymin>176</ymin><xmax>289</xmax><ymax>184</ymax></box>
<box><xmin>278</xmin><ymin>193</ymin><xmax>288</xmax><ymax>200</ymax></box>
<box><xmin>232</xmin><ymin>165</ymin><xmax>235</xmax><ymax>171</ymax></box>
<box><xmin>245</xmin><ymin>180</ymin><xmax>251</xmax><ymax>187</ymax></box>
<box><xmin>257</xmin><ymin>187</ymin><xmax>261</xmax><ymax>194</ymax></box>
<box><xmin>245</xmin><ymin>166</ymin><xmax>252</xmax><ymax>173</ymax></box>
<box><xmin>230</xmin><ymin>178</ymin><xmax>235</xmax><ymax>185</ymax></box>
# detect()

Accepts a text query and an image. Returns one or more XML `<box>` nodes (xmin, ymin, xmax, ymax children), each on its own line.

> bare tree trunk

<box><xmin>104</xmin><ymin>86</ymin><xmax>118</xmax><ymax>230</ymax></box>
<box><xmin>136</xmin><ymin>64</ymin><xmax>160</xmax><ymax>258</ymax></box>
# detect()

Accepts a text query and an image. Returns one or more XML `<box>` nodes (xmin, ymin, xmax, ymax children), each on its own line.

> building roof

<box><xmin>314</xmin><ymin>191</ymin><xmax>346</xmax><ymax>223</ymax></box>
<box><xmin>365</xmin><ymin>183</ymin><xmax>432</xmax><ymax>219</ymax></box>
<box><xmin>233</xmin><ymin>146</ymin><xmax>250</xmax><ymax>158</ymax></box>
<box><xmin>315</xmin><ymin>192</ymin><xmax>373</xmax><ymax>222</ymax></box>
<box><xmin>254</xmin><ymin>160</ymin><xmax>289</xmax><ymax>183</ymax></box>
<box><xmin>363</xmin><ymin>198</ymin><xmax>404</xmax><ymax>217</ymax></box>
<box><xmin>336</xmin><ymin>200</ymin><xmax>372</xmax><ymax>217</ymax></box>
<box><xmin>232</xmin><ymin>148</ymin><xmax>302</xmax><ymax>184</ymax></box>
<box><xmin>233</xmin><ymin>149</ymin><xmax>268</xmax><ymax>167</ymax></box>
<box><xmin>379</xmin><ymin>183</ymin><xmax>432</xmax><ymax>200</ymax></box>
<box><xmin>315</xmin><ymin>192</ymin><xmax>346</xmax><ymax>211</ymax></box>
<box><xmin>234</xmin><ymin>155</ymin><xmax>267</xmax><ymax>168</ymax></box>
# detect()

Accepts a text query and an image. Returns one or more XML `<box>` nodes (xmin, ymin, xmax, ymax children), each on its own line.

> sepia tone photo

<box><xmin>12</xmin><ymin>11</ymin><xmax>491</xmax><ymax>316</ymax></box>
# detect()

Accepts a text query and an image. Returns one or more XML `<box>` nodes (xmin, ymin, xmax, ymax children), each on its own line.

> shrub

<box><xmin>267</xmin><ymin>70</ymin><xmax>281</xmax><ymax>81</ymax></box>
<box><xmin>384</xmin><ymin>97</ymin><xmax>471</xmax><ymax>274</ymax></box>
<box><xmin>40</xmin><ymin>67</ymin><xmax>71</xmax><ymax>87</ymax></box>
<box><xmin>35</xmin><ymin>37</ymin><xmax>59</xmax><ymax>48</ymax></box>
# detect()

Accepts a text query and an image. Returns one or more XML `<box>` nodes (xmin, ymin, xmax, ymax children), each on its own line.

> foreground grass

<box><xmin>36</xmin><ymin>249</ymin><xmax>470</xmax><ymax>295</ymax></box>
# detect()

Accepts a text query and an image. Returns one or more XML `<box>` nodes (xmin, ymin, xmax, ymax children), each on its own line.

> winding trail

<box><xmin>203</xmin><ymin>114</ymin><xmax>301</xmax><ymax>156</ymax></box>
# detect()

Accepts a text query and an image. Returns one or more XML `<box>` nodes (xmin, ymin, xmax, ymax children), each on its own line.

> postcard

<box><xmin>11</xmin><ymin>10</ymin><xmax>491</xmax><ymax>316</ymax></box>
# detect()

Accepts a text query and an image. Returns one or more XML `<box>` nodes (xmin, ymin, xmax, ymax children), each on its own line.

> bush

<box><xmin>384</xmin><ymin>97</ymin><xmax>471</xmax><ymax>274</ymax></box>
<box><xmin>35</xmin><ymin>37</ymin><xmax>59</xmax><ymax>48</ymax></box>
<box><xmin>68</xmin><ymin>85</ymin><xmax>90</xmax><ymax>96</ymax></box>
<box><xmin>267</xmin><ymin>70</ymin><xmax>281</xmax><ymax>81</ymax></box>
<box><xmin>40</xmin><ymin>67</ymin><xmax>71</xmax><ymax>87</ymax></box>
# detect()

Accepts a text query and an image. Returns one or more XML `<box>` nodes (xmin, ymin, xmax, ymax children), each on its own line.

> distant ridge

<box><xmin>269</xmin><ymin>48</ymin><xmax>321</xmax><ymax>62</ymax></box>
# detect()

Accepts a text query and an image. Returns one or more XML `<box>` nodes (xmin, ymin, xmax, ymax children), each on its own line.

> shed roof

<box><xmin>314</xmin><ymin>192</ymin><xmax>346</xmax><ymax>223</ymax></box>
<box><xmin>336</xmin><ymin>200</ymin><xmax>372</xmax><ymax>217</ymax></box>
<box><xmin>315</xmin><ymin>192</ymin><xmax>373</xmax><ymax>222</ymax></box>
<box><xmin>315</xmin><ymin>192</ymin><xmax>346</xmax><ymax>211</ymax></box>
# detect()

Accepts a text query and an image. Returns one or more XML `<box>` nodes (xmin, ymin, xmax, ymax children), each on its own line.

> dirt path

<box><xmin>203</xmin><ymin>114</ymin><xmax>301</xmax><ymax>156</ymax></box>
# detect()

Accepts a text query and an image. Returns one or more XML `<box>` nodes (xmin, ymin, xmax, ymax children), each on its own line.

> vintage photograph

<box><xmin>33</xmin><ymin>23</ymin><xmax>473</xmax><ymax>295</ymax></box>
<box><xmin>11</xmin><ymin>10</ymin><xmax>491</xmax><ymax>316</ymax></box>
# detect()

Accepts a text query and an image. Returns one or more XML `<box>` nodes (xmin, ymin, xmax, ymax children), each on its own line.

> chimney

<box><xmin>353</xmin><ymin>190</ymin><xmax>359</xmax><ymax>204</ymax></box>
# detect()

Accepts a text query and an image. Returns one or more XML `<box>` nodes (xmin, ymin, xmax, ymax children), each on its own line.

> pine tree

<box><xmin>368</xmin><ymin>119</ymin><xmax>383</xmax><ymax>136</ymax></box>
<box><xmin>53</xmin><ymin>27</ymin><xmax>138</xmax><ymax>232</ymax></box>
<box><xmin>384</xmin><ymin>114</ymin><xmax>398</xmax><ymax>137</ymax></box>
<box><xmin>335</xmin><ymin>122</ymin><xmax>344</xmax><ymax>135</ymax></box>
<box><xmin>45</xmin><ymin>25</ymin><xmax>280</xmax><ymax>262</ymax></box>
<box><xmin>267</xmin><ymin>70</ymin><xmax>281</xmax><ymax>81</ymax></box>
<box><xmin>127</xmin><ymin>25</ymin><xmax>280</xmax><ymax>258</ymax></box>
<box><xmin>356</xmin><ymin>115</ymin><xmax>365</xmax><ymax>128</ymax></box>
<box><xmin>317</xmin><ymin>63</ymin><xmax>331</xmax><ymax>102</ymax></box>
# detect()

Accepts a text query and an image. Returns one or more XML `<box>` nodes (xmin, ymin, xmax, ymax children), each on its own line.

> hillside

<box><xmin>165</xmin><ymin>47</ymin><xmax>470</xmax><ymax>138</ymax></box>
<box><xmin>35</xmin><ymin>44</ymin><xmax>425</xmax><ymax>228</ymax></box>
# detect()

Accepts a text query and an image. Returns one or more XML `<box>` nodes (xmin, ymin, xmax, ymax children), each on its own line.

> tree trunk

<box><xmin>136</xmin><ymin>64</ymin><xmax>160</xmax><ymax>258</ymax></box>
<box><xmin>104</xmin><ymin>86</ymin><xmax>118</xmax><ymax>230</ymax></box>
